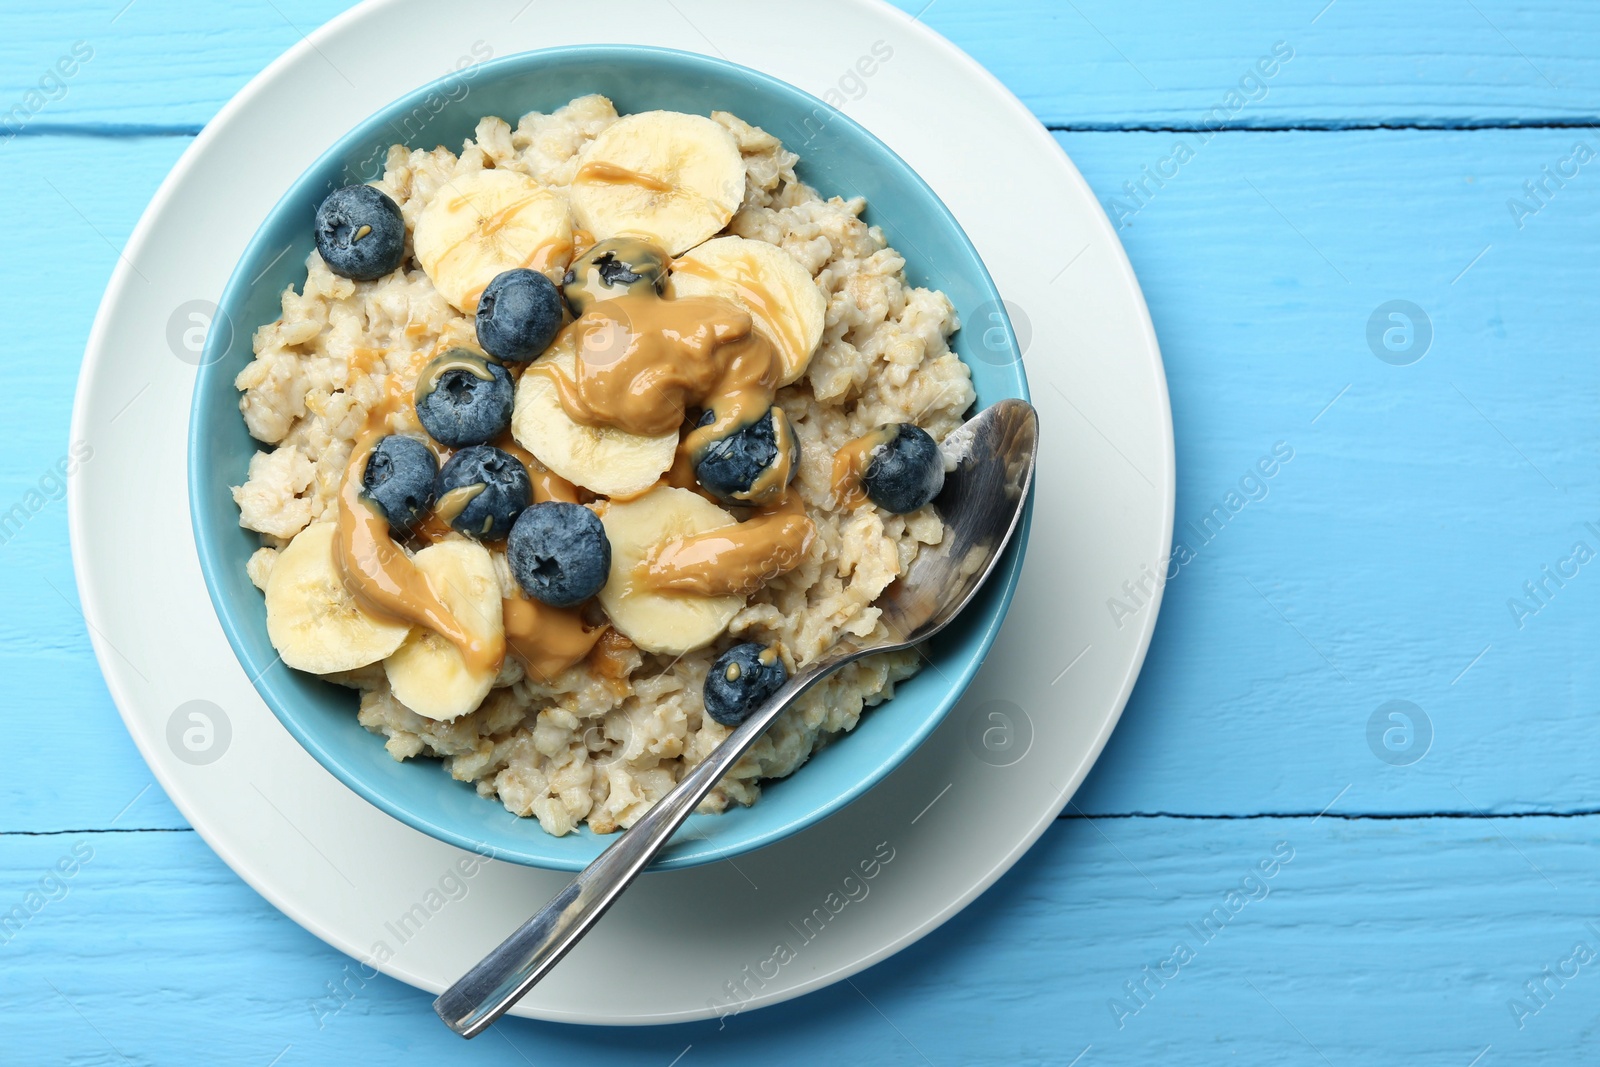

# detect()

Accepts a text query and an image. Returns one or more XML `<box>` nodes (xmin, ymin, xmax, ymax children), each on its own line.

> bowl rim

<box><xmin>188</xmin><ymin>42</ymin><xmax>1031</xmax><ymax>871</ymax></box>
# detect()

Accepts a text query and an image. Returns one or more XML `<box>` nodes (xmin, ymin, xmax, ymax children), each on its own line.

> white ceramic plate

<box><xmin>69</xmin><ymin>0</ymin><xmax>1172</xmax><ymax>1024</ymax></box>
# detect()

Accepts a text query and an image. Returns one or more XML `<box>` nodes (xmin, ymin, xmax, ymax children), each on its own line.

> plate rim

<box><xmin>67</xmin><ymin>0</ymin><xmax>1174</xmax><ymax>1025</ymax></box>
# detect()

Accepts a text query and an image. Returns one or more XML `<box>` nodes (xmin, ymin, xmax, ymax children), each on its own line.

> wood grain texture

<box><xmin>0</xmin><ymin>134</ymin><xmax>190</xmax><ymax>833</ymax></box>
<box><xmin>10</xmin><ymin>127</ymin><xmax>1598</xmax><ymax>828</ymax></box>
<box><xmin>4</xmin><ymin>818</ymin><xmax>1596</xmax><ymax>1064</ymax></box>
<box><xmin>1057</xmin><ymin>126</ymin><xmax>1600</xmax><ymax>817</ymax></box>
<box><xmin>2</xmin><ymin>1</ymin><xmax>1599</xmax><ymax>129</ymax></box>
<box><xmin>0</xmin><ymin>0</ymin><xmax>351</xmax><ymax>131</ymax></box>
<box><xmin>5</xmin><ymin>1</ymin><xmax>1598</xmax><ymax>1061</ymax></box>
<box><xmin>906</xmin><ymin>0</ymin><xmax>1600</xmax><ymax>127</ymax></box>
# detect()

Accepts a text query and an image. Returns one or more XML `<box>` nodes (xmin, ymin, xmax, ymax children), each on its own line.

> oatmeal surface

<box><xmin>233</xmin><ymin>95</ymin><xmax>975</xmax><ymax>835</ymax></box>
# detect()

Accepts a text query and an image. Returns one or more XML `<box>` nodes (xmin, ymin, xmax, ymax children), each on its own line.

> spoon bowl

<box><xmin>875</xmin><ymin>399</ymin><xmax>1040</xmax><ymax>648</ymax></box>
<box><xmin>435</xmin><ymin>398</ymin><xmax>1039</xmax><ymax>1038</ymax></box>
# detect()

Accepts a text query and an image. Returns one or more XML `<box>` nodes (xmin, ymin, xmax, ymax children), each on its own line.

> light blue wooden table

<box><xmin>6</xmin><ymin>1</ymin><xmax>1598</xmax><ymax>1062</ymax></box>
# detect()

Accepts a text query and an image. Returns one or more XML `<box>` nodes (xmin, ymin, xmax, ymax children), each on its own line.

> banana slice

<box><xmin>568</xmin><ymin>111</ymin><xmax>744</xmax><ymax>256</ymax></box>
<box><xmin>595</xmin><ymin>487</ymin><xmax>743</xmax><ymax>656</ymax></box>
<box><xmin>668</xmin><ymin>235</ymin><xmax>826</xmax><ymax>385</ymax></box>
<box><xmin>265</xmin><ymin>522</ymin><xmax>412</xmax><ymax>674</ymax></box>
<box><xmin>413</xmin><ymin>169</ymin><xmax>573</xmax><ymax>313</ymax></box>
<box><xmin>511</xmin><ymin>332</ymin><xmax>678</xmax><ymax>498</ymax></box>
<box><xmin>383</xmin><ymin>540</ymin><xmax>505</xmax><ymax>721</ymax></box>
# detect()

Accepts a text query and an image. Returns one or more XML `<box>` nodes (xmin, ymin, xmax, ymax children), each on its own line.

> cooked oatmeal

<box><xmin>232</xmin><ymin>95</ymin><xmax>975</xmax><ymax>835</ymax></box>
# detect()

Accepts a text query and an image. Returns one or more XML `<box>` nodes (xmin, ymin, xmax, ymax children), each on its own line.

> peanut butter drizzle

<box><xmin>830</xmin><ymin>425</ymin><xmax>899</xmax><ymax>509</ymax></box>
<box><xmin>335</xmin><ymin>436</ymin><xmax>500</xmax><ymax>674</ymax></box>
<box><xmin>586</xmin><ymin>628</ymin><xmax>635</xmax><ymax>691</ymax></box>
<box><xmin>324</xmin><ymin>235</ymin><xmax>828</xmax><ymax>691</ymax></box>
<box><xmin>414</xmin><ymin>348</ymin><xmax>495</xmax><ymax>405</ymax></box>
<box><xmin>495</xmin><ymin>438</ymin><xmax>581</xmax><ymax>504</ymax></box>
<box><xmin>533</xmin><ymin>466</ymin><xmax>581</xmax><ymax>504</ymax></box>
<box><xmin>330</xmin><ymin>342</ymin><xmax>589</xmax><ymax>681</ymax></box>
<box><xmin>666</xmin><ymin>434</ymin><xmax>722</xmax><ymax>504</ymax></box>
<box><xmin>355</xmin><ymin>345</ymin><xmax>417</xmax><ymax>430</ymax></box>
<box><xmin>634</xmin><ymin>493</ymin><xmax>815</xmax><ymax>597</ymax></box>
<box><xmin>349</xmin><ymin>346</ymin><xmax>387</xmax><ymax>380</ymax></box>
<box><xmin>433</xmin><ymin>193</ymin><xmax>542</xmax><ymax>271</ymax></box>
<box><xmin>458</xmin><ymin>234</ymin><xmax>572</xmax><ymax>310</ymax></box>
<box><xmin>503</xmin><ymin>592</ymin><xmax>605</xmax><ymax>683</ymax></box>
<box><xmin>433</xmin><ymin>483</ymin><xmax>485</xmax><ymax>525</ymax></box>
<box><xmin>574</xmin><ymin>160</ymin><xmax>673</xmax><ymax>193</ymax></box>
<box><xmin>523</xmin><ymin>236</ymin><xmax>573</xmax><ymax>274</ymax></box>
<box><xmin>668</xmin><ymin>256</ymin><xmax>806</xmax><ymax>373</ymax></box>
<box><xmin>736</xmin><ymin>405</ymin><xmax>796</xmax><ymax>506</ymax></box>
<box><xmin>666</xmin><ymin>405</ymin><xmax>794</xmax><ymax>507</ymax></box>
<box><xmin>536</xmin><ymin>299</ymin><xmax>790</xmax><ymax>503</ymax></box>
<box><xmin>570</xmin><ymin>227</ymin><xmax>596</xmax><ymax>259</ymax></box>
<box><xmin>410</xmin><ymin>440</ymin><xmax>580</xmax><ymax>548</ymax></box>
<box><xmin>412</xmin><ymin>510</ymin><xmax>455</xmax><ymax>545</ymax></box>
<box><xmin>533</xmin><ymin>294</ymin><xmax>781</xmax><ymax>445</ymax></box>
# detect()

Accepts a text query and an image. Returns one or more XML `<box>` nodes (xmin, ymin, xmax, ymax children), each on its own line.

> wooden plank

<box><xmin>10</xmin><ymin>124</ymin><xmax>1600</xmax><ymax>828</ymax></box>
<box><xmin>911</xmin><ymin>0</ymin><xmax>1600</xmax><ymax>127</ymax></box>
<box><xmin>2</xmin><ymin>0</ymin><xmax>1599</xmax><ymax>131</ymax></box>
<box><xmin>0</xmin><ymin>134</ymin><xmax>190</xmax><ymax>832</ymax></box>
<box><xmin>0</xmin><ymin>0</ymin><xmax>350</xmax><ymax>131</ymax></box>
<box><xmin>10</xmin><ymin>4</ymin><xmax>1596</xmax><ymax>1065</ymax></box>
<box><xmin>3</xmin><ymin>816</ymin><xmax>1595</xmax><ymax>1062</ymax></box>
<box><xmin>1052</xmin><ymin>126</ymin><xmax>1600</xmax><ymax>817</ymax></box>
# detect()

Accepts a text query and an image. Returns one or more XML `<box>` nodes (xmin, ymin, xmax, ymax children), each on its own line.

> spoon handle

<box><xmin>433</xmin><ymin>648</ymin><xmax>858</xmax><ymax>1037</ymax></box>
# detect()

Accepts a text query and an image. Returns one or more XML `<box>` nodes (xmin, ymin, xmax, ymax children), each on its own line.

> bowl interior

<box><xmin>190</xmin><ymin>45</ymin><xmax>1029</xmax><ymax>871</ymax></box>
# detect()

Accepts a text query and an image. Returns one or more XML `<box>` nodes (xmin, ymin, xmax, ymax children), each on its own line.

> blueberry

<box><xmin>414</xmin><ymin>349</ymin><xmax>514</xmax><ymax>448</ymax></box>
<box><xmin>434</xmin><ymin>445</ymin><xmax>531</xmax><ymax>540</ymax></box>
<box><xmin>476</xmin><ymin>268</ymin><xmax>564</xmax><ymax>362</ymax></box>
<box><xmin>693</xmin><ymin>409</ymin><xmax>800</xmax><ymax>506</ymax></box>
<box><xmin>563</xmin><ymin>237</ymin><xmax>668</xmax><ymax>315</ymax></box>
<box><xmin>314</xmin><ymin>185</ymin><xmax>405</xmax><ymax>281</ymax></box>
<box><xmin>703</xmin><ymin>643</ymin><xmax>788</xmax><ymax>727</ymax></box>
<box><xmin>862</xmin><ymin>424</ymin><xmax>945</xmax><ymax>514</ymax></box>
<box><xmin>506</xmin><ymin>502</ymin><xmax>611</xmax><ymax>607</ymax></box>
<box><xmin>360</xmin><ymin>435</ymin><xmax>437</xmax><ymax>533</ymax></box>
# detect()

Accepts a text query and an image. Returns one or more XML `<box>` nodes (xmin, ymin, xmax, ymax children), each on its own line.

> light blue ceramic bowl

<box><xmin>190</xmin><ymin>46</ymin><xmax>1030</xmax><ymax>871</ymax></box>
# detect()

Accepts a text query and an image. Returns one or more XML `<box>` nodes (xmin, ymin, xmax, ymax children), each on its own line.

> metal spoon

<box><xmin>434</xmin><ymin>397</ymin><xmax>1039</xmax><ymax>1037</ymax></box>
